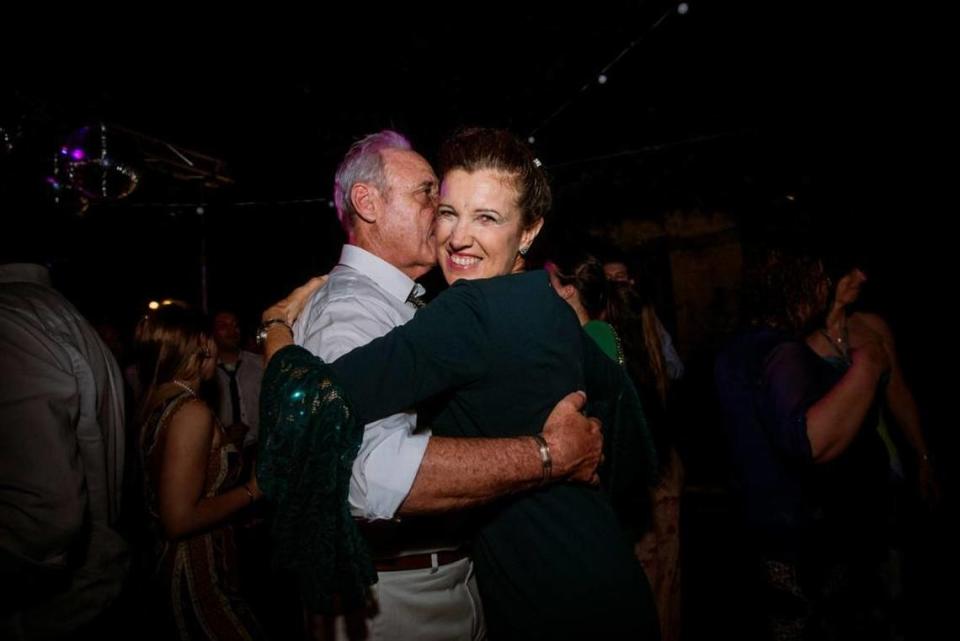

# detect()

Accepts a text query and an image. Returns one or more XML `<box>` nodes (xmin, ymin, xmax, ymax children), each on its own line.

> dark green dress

<box><xmin>328</xmin><ymin>270</ymin><xmax>659</xmax><ymax>640</ymax></box>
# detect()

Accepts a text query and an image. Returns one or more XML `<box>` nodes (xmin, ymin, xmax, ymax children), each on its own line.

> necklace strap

<box><xmin>820</xmin><ymin>328</ymin><xmax>851</xmax><ymax>363</ymax></box>
<box><xmin>172</xmin><ymin>379</ymin><xmax>196</xmax><ymax>396</ymax></box>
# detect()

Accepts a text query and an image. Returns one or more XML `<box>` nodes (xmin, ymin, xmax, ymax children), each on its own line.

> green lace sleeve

<box><xmin>257</xmin><ymin>345</ymin><xmax>377</xmax><ymax>614</ymax></box>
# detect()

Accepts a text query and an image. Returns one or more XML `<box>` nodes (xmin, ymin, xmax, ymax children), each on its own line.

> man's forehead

<box><xmin>383</xmin><ymin>148</ymin><xmax>437</xmax><ymax>184</ymax></box>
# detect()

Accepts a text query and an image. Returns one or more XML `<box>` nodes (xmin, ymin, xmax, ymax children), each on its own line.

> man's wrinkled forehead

<box><xmin>382</xmin><ymin>148</ymin><xmax>438</xmax><ymax>188</ymax></box>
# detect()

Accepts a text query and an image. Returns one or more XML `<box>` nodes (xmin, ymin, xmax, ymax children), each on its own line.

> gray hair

<box><xmin>334</xmin><ymin>130</ymin><xmax>413</xmax><ymax>234</ymax></box>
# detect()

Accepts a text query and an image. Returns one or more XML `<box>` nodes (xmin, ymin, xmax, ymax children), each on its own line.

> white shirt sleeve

<box><xmin>298</xmin><ymin>292</ymin><xmax>429</xmax><ymax>521</ymax></box>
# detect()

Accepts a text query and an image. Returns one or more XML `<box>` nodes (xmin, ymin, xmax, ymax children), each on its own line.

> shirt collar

<box><xmin>338</xmin><ymin>245</ymin><xmax>425</xmax><ymax>304</ymax></box>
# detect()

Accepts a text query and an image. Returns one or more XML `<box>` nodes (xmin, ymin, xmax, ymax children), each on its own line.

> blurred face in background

<box><xmin>603</xmin><ymin>261</ymin><xmax>632</xmax><ymax>284</ymax></box>
<box><xmin>212</xmin><ymin>312</ymin><xmax>241</xmax><ymax>353</ymax></box>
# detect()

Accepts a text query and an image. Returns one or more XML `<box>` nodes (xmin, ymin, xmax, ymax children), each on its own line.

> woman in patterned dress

<box><xmin>135</xmin><ymin>303</ymin><xmax>265</xmax><ymax>640</ymax></box>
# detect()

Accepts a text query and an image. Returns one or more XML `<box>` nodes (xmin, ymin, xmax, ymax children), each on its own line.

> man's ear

<box><xmin>351</xmin><ymin>183</ymin><xmax>379</xmax><ymax>224</ymax></box>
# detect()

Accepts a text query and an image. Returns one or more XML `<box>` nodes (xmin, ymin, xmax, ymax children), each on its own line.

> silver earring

<box><xmin>519</xmin><ymin>246</ymin><xmax>529</xmax><ymax>256</ymax></box>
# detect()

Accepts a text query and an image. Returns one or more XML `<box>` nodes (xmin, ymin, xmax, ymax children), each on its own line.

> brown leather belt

<box><xmin>373</xmin><ymin>548</ymin><xmax>469</xmax><ymax>572</ymax></box>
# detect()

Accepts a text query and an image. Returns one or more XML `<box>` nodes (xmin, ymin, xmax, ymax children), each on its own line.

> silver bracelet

<box><xmin>530</xmin><ymin>434</ymin><xmax>552</xmax><ymax>485</ymax></box>
<box><xmin>256</xmin><ymin>318</ymin><xmax>293</xmax><ymax>347</ymax></box>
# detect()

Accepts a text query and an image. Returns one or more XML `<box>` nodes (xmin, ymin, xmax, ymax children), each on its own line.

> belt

<box><xmin>373</xmin><ymin>548</ymin><xmax>469</xmax><ymax>572</ymax></box>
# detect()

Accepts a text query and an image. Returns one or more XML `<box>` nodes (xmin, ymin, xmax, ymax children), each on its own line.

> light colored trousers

<box><xmin>309</xmin><ymin>556</ymin><xmax>485</xmax><ymax>641</ymax></box>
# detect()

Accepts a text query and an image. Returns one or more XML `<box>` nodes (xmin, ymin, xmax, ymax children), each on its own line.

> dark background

<box><xmin>3</xmin><ymin>2</ymin><xmax>953</xmax><ymax>637</ymax></box>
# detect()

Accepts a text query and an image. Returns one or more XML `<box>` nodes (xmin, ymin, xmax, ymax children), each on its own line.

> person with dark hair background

<box><xmin>715</xmin><ymin>245</ymin><xmax>894</xmax><ymax>639</ymax></box>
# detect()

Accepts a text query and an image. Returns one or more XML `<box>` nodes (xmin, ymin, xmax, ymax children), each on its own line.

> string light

<box><xmin>527</xmin><ymin>3</ymin><xmax>690</xmax><ymax>144</ymax></box>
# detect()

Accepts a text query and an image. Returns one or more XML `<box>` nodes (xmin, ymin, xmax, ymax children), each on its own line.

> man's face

<box><xmin>603</xmin><ymin>261</ymin><xmax>632</xmax><ymax>284</ymax></box>
<box><xmin>212</xmin><ymin>312</ymin><xmax>241</xmax><ymax>352</ymax></box>
<box><xmin>377</xmin><ymin>148</ymin><xmax>440</xmax><ymax>276</ymax></box>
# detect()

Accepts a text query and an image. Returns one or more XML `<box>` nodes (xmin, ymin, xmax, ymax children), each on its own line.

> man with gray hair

<box><xmin>292</xmin><ymin>131</ymin><xmax>601</xmax><ymax>640</ymax></box>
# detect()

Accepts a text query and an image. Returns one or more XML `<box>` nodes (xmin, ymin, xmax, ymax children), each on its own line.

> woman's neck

<box><xmin>573</xmin><ymin>303</ymin><xmax>590</xmax><ymax>327</ymax></box>
<box><xmin>824</xmin><ymin>304</ymin><xmax>847</xmax><ymax>335</ymax></box>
